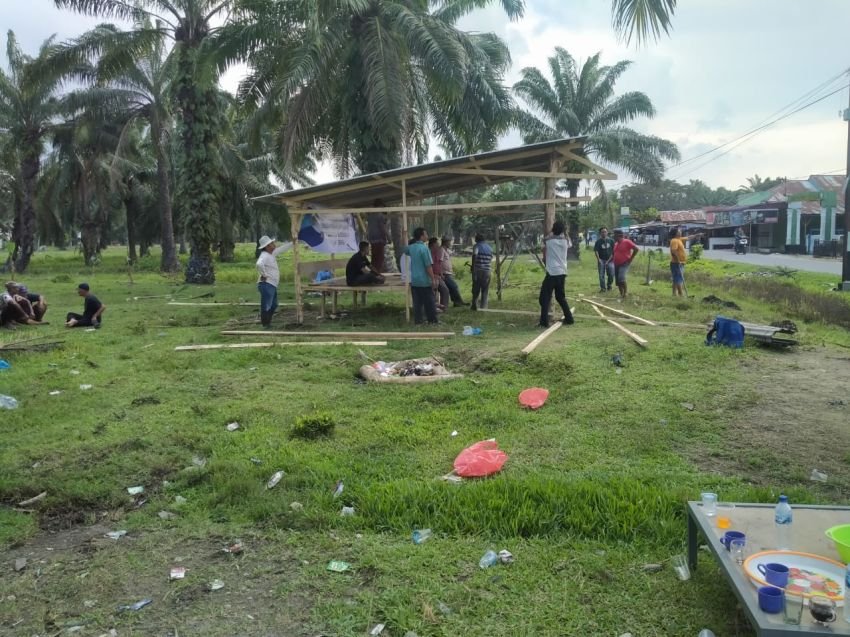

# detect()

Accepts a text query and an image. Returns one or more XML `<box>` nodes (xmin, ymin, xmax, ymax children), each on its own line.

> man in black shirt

<box><xmin>593</xmin><ymin>227</ymin><xmax>616</xmax><ymax>292</ymax></box>
<box><xmin>346</xmin><ymin>242</ymin><xmax>385</xmax><ymax>286</ymax></box>
<box><xmin>65</xmin><ymin>283</ymin><xmax>106</xmax><ymax>328</ymax></box>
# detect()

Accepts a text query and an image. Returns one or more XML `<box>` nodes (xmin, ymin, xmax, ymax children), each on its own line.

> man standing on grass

<box><xmin>593</xmin><ymin>227</ymin><xmax>615</xmax><ymax>292</ymax></box>
<box><xmin>470</xmin><ymin>233</ymin><xmax>493</xmax><ymax>310</ymax></box>
<box><xmin>440</xmin><ymin>236</ymin><xmax>464</xmax><ymax>307</ymax></box>
<box><xmin>428</xmin><ymin>237</ymin><xmax>449</xmax><ymax>311</ymax></box>
<box><xmin>538</xmin><ymin>221</ymin><xmax>575</xmax><ymax>328</ymax></box>
<box><xmin>669</xmin><ymin>226</ymin><xmax>702</xmax><ymax>297</ymax></box>
<box><xmin>256</xmin><ymin>235</ymin><xmax>290</xmax><ymax>328</ymax></box>
<box><xmin>404</xmin><ymin>227</ymin><xmax>439</xmax><ymax>325</ymax></box>
<box><xmin>65</xmin><ymin>283</ymin><xmax>105</xmax><ymax>328</ymax></box>
<box><xmin>612</xmin><ymin>228</ymin><xmax>639</xmax><ymax>300</ymax></box>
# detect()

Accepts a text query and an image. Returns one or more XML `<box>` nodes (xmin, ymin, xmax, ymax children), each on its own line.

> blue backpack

<box><xmin>706</xmin><ymin>316</ymin><xmax>744</xmax><ymax>348</ymax></box>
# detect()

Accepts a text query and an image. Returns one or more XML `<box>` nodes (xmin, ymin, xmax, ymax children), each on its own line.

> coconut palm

<box><xmin>0</xmin><ymin>31</ymin><xmax>70</xmax><ymax>272</ymax></box>
<box><xmin>513</xmin><ymin>48</ymin><xmax>680</xmax><ymax>250</ymax></box>
<box><xmin>738</xmin><ymin>174</ymin><xmax>784</xmax><ymax>194</ymax></box>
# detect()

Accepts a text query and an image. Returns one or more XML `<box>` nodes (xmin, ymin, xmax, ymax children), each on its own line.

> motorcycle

<box><xmin>734</xmin><ymin>236</ymin><xmax>748</xmax><ymax>254</ymax></box>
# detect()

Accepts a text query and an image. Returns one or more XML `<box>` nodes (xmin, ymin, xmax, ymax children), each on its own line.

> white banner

<box><xmin>299</xmin><ymin>214</ymin><xmax>359</xmax><ymax>253</ymax></box>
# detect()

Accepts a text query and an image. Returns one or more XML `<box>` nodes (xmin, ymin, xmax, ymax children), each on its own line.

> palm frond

<box><xmin>611</xmin><ymin>0</ymin><xmax>676</xmax><ymax>46</ymax></box>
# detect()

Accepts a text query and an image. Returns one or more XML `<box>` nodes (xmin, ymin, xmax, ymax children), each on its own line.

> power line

<box><xmin>667</xmin><ymin>83</ymin><xmax>849</xmax><ymax>182</ymax></box>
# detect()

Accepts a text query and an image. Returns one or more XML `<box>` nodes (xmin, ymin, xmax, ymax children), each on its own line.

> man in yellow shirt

<box><xmin>669</xmin><ymin>227</ymin><xmax>702</xmax><ymax>297</ymax></box>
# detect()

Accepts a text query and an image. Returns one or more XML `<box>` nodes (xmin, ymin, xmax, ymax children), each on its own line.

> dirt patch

<box><xmin>689</xmin><ymin>347</ymin><xmax>850</xmax><ymax>493</ymax></box>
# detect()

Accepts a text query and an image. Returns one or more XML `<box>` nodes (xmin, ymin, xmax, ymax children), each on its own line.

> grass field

<box><xmin>1</xmin><ymin>245</ymin><xmax>849</xmax><ymax>636</ymax></box>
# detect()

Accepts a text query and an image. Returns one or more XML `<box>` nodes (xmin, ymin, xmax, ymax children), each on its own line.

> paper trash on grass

<box><xmin>332</xmin><ymin>480</ymin><xmax>344</xmax><ymax>498</ymax></box>
<box><xmin>169</xmin><ymin>567</ymin><xmax>186</xmax><ymax>581</ymax></box>
<box><xmin>158</xmin><ymin>510</ymin><xmax>177</xmax><ymax>520</ymax></box>
<box><xmin>127</xmin><ymin>486</ymin><xmax>144</xmax><ymax>495</ymax></box>
<box><xmin>14</xmin><ymin>558</ymin><xmax>27</xmax><ymax>572</ymax></box>
<box><xmin>223</xmin><ymin>541</ymin><xmax>243</xmax><ymax>554</ymax></box>
<box><xmin>441</xmin><ymin>472</ymin><xmax>464</xmax><ymax>483</ymax></box>
<box><xmin>48</xmin><ymin>390</ymin><xmax>62</xmax><ymax>396</ymax></box>
<box><xmin>118</xmin><ymin>598</ymin><xmax>152</xmax><ymax>612</ymax></box>
<box><xmin>79</xmin><ymin>384</ymin><xmax>93</xmax><ymax>391</ymax></box>
<box><xmin>340</xmin><ymin>506</ymin><xmax>355</xmax><ymax>517</ymax></box>
<box><xmin>105</xmin><ymin>530</ymin><xmax>127</xmax><ymax>540</ymax></box>
<box><xmin>498</xmin><ymin>549</ymin><xmax>514</xmax><ymax>564</ymax></box>
<box><xmin>174</xmin><ymin>495</ymin><xmax>187</xmax><ymax>505</ymax></box>
<box><xmin>810</xmin><ymin>469</ymin><xmax>828</xmax><ymax>482</ymax></box>
<box><xmin>209</xmin><ymin>579</ymin><xmax>225</xmax><ymax>591</ymax></box>
<box><xmin>290</xmin><ymin>501</ymin><xmax>304</xmax><ymax>511</ymax></box>
<box><xmin>226</xmin><ymin>422</ymin><xmax>240</xmax><ymax>431</ymax></box>
<box><xmin>326</xmin><ymin>560</ymin><xmax>351</xmax><ymax>573</ymax></box>
<box><xmin>369</xmin><ymin>624</ymin><xmax>385</xmax><ymax>636</ymax></box>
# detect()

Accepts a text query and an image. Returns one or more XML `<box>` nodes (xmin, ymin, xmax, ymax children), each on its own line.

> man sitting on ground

<box><xmin>13</xmin><ymin>283</ymin><xmax>48</xmax><ymax>321</ymax></box>
<box><xmin>346</xmin><ymin>242</ymin><xmax>386</xmax><ymax>286</ymax></box>
<box><xmin>65</xmin><ymin>283</ymin><xmax>105</xmax><ymax>328</ymax></box>
<box><xmin>1</xmin><ymin>284</ymin><xmax>43</xmax><ymax>330</ymax></box>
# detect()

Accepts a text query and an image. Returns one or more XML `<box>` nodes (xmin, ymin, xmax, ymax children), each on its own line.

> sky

<box><xmin>2</xmin><ymin>0</ymin><xmax>849</xmax><ymax>191</ymax></box>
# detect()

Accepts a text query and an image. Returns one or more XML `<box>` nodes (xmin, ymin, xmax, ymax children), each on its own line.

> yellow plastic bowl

<box><xmin>825</xmin><ymin>524</ymin><xmax>850</xmax><ymax>562</ymax></box>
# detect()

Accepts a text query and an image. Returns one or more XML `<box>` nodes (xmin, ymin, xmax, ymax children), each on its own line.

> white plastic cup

<box><xmin>701</xmin><ymin>492</ymin><xmax>718</xmax><ymax>517</ymax></box>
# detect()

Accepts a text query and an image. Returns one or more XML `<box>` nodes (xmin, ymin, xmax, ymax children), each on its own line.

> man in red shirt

<box><xmin>612</xmin><ymin>229</ymin><xmax>639</xmax><ymax>300</ymax></box>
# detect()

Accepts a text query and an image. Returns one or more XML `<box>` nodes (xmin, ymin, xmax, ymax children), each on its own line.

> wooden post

<box><xmin>290</xmin><ymin>213</ymin><xmax>304</xmax><ymax>324</ymax></box>
<box><xmin>403</xmin><ymin>179</ymin><xmax>410</xmax><ymax>323</ymax></box>
<box><xmin>495</xmin><ymin>228</ymin><xmax>502</xmax><ymax>301</ymax></box>
<box><xmin>543</xmin><ymin>153</ymin><xmax>558</xmax><ymax>235</ymax></box>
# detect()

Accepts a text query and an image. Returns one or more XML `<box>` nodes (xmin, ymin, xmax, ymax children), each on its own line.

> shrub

<box><xmin>290</xmin><ymin>412</ymin><xmax>336</xmax><ymax>440</ymax></box>
<box><xmin>689</xmin><ymin>243</ymin><xmax>704</xmax><ymax>261</ymax></box>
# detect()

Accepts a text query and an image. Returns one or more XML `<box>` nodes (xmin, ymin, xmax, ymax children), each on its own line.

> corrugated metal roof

<box><xmin>749</xmin><ymin>175</ymin><xmax>845</xmax><ymax>215</ymax></box>
<box><xmin>659</xmin><ymin>209</ymin><xmax>706</xmax><ymax>222</ymax></box>
<box><xmin>253</xmin><ymin>137</ymin><xmax>603</xmax><ymax>210</ymax></box>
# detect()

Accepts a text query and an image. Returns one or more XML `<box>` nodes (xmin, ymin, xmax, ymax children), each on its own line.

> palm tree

<box><xmin>738</xmin><ymin>174</ymin><xmax>784</xmax><ymax>194</ymax></box>
<box><xmin>242</xmin><ymin>0</ymin><xmax>521</xmax><ymax>265</ymax></box>
<box><xmin>514</xmin><ymin>48</ymin><xmax>680</xmax><ymax>251</ymax></box>
<box><xmin>0</xmin><ymin>31</ymin><xmax>68</xmax><ymax>272</ymax></box>
<box><xmin>52</xmin><ymin>0</ymin><xmax>268</xmax><ymax>283</ymax></box>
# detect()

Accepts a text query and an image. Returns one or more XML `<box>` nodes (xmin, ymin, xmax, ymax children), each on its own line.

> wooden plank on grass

<box><xmin>580</xmin><ymin>298</ymin><xmax>656</xmax><ymax>326</ymax></box>
<box><xmin>220</xmin><ymin>330</ymin><xmax>452</xmax><ymax>339</ymax></box>
<box><xmin>175</xmin><ymin>341</ymin><xmax>387</xmax><ymax>351</ymax></box>
<box><xmin>590</xmin><ymin>304</ymin><xmax>648</xmax><ymax>348</ymax></box>
<box><xmin>168</xmin><ymin>301</ymin><xmax>263</xmax><ymax>307</ymax></box>
<box><xmin>521</xmin><ymin>322</ymin><xmax>562</xmax><ymax>355</ymax></box>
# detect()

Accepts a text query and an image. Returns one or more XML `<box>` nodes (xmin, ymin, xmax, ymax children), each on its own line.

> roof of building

<box><xmin>743</xmin><ymin>175</ymin><xmax>845</xmax><ymax>215</ymax></box>
<box><xmin>253</xmin><ymin>137</ymin><xmax>618</xmax><ymax>213</ymax></box>
<box><xmin>659</xmin><ymin>209</ymin><xmax>707</xmax><ymax>223</ymax></box>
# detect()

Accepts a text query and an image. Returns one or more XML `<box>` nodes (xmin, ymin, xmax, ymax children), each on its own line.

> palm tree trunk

<box><xmin>152</xmin><ymin>117</ymin><xmax>179</xmax><ymax>273</ymax></box>
<box><xmin>218</xmin><ymin>198</ymin><xmax>235</xmax><ymax>262</ymax></box>
<box><xmin>125</xmin><ymin>195</ymin><xmax>138</xmax><ymax>264</ymax></box>
<box><xmin>13</xmin><ymin>143</ymin><xmax>39</xmax><ymax>273</ymax></box>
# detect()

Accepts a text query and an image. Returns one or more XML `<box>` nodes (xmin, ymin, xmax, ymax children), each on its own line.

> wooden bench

<box><xmin>297</xmin><ymin>259</ymin><xmax>408</xmax><ymax>318</ymax></box>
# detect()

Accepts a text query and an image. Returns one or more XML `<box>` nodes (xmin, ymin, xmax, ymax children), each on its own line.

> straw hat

<box><xmin>258</xmin><ymin>235</ymin><xmax>276</xmax><ymax>250</ymax></box>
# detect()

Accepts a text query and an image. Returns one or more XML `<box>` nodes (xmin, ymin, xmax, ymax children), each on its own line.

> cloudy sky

<box><xmin>3</xmin><ymin>0</ymin><xmax>849</xmax><ymax>190</ymax></box>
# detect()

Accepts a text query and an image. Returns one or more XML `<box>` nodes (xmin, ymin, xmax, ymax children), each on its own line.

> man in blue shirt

<box><xmin>404</xmin><ymin>227</ymin><xmax>438</xmax><ymax>324</ymax></box>
<box><xmin>470</xmin><ymin>233</ymin><xmax>493</xmax><ymax>310</ymax></box>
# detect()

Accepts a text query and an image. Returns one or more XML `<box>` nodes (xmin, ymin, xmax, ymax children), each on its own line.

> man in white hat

<box><xmin>256</xmin><ymin>235</ymin><xmax>290</xmax><ymax>328</ymax></box>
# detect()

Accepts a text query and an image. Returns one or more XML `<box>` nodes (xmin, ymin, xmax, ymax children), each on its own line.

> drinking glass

<box><xmin>810</xmin><ymin>595</ymin><xmax>837</xmax><ymax>625</ymax></box>
<box><xmin>701</xmin><ymin>492</ymin><xmax>717</xmax><ymax>517</ymax></box>
<box><xmin>716</xmin><ymin>502</ymin><xmax>735</xmax><ymax>529</ymax></box>
<box><xmin>730</xmin><ymin>538</ymin><xmax>746</xmax><ymax>564</ymax></box>
<box><xmin>783</xmin><ymin>592</ymin><xmax>806</xmax><ymax>625</ymax></box>
<box><xmin>671</xmin><ymin>554</ymin><xmax>691</xmax><ymax>581</ymax></box>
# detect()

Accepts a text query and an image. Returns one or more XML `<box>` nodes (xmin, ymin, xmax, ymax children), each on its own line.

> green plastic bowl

<box><xmin>825</xmin><ymin>524</ymin><xmax>850</xmax><ymax>562</ymax></box>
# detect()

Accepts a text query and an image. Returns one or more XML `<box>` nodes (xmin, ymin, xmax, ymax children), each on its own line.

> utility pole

<box><xmin>843</xmin><ymin>74</ymin><xmax>850</xmax><ymax>288</ymax></box>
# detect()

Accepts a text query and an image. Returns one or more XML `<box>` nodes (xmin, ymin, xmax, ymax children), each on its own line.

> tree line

<box><xmin>1</xmin><ymin>0</ymin><xmax>680</xmax><ymax>281</ymax></box>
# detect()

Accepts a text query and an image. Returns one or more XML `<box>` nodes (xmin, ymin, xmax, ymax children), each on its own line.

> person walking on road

<box><xmin>538</xmin><ymin>221</ymin><xmax>575</xmax><ymax>327</ymax></box>
<box><xmin>612</xmin><ymin>228</ymin><xmax>639</xmax><ymax>300</ymax></box>
<box><xmin>593</xmin><ymin>227</ymin><xmax>615</xmax><ymax>292</ymax></box>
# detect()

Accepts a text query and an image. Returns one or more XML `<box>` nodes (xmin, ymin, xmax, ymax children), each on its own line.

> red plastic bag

<box><xmin>518</xmin><ymin>387</ymin><xmax>549</xmax><ymax>410</ymax></box>
<box><xmin>453</xmin><ymin>440</ymin><xmax>508</xmax><ymax>478</ymax></box>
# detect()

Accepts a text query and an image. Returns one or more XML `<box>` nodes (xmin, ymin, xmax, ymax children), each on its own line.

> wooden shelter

<box><xmin>254</xmin><ymin>138</ymin><xmax>616</xmax><ymax>323</ymax></box>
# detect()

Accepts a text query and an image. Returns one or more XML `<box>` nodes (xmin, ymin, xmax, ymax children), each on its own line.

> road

<box><xmin>701</xmin><ymin>250</ymin><xmax>843</xmax><ymax>276</ymax></box>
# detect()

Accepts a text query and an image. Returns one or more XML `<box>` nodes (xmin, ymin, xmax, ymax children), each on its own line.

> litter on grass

<box><xmin>498</xmin><ymin>549</ymin><xmax>515</xmax><ymax>564</ymax></box>
<box><xmin>266</xmin><ymin>470</ymin><xmax>285</xmax><ymax>489</ymax></box>
<box><xmin>412</xmin><ymin>529</ymin><xmax>432</xmax><ymax>544</ymax></box>
<box><xmin>79</xmin><ymin>384</ymin><xmax>93</xmax><ymax>391</ymax></box>
<box><xmin>127</xmin><ymin>486</ymin><xmax>144</xmax><ymax>495</ymax></box>
<box><xmin>453</xmin><ymin>440</ymin><xmax>508</xmax><ymax>478</ymax></box>
<box><xmin>370</xmin><ymin>624</ymin><xmax>385</xmax><ymax>636</ymax></box>
<box><xmin>105</xmin><ymin>531</ymin><xmax>127</xmax><ymax>540</ymax></box>
<box><xmin>48</xmin><ymin>390</ymin><xmax>62</xmax><ymax>396</ymax></box>
<box><xmin>223</xmin><ymin>541</ymin><xmax>243</xmax><ymax>554</ymax></box>
<box><xmin>290</xmin><ymin>502</ymin><xmax>304</xmax><ymax>511</ymax></box>
<box><xmin>326</xmin><ymin>560</ymin><xmax>351</xmax><ymax>573</ymax></box>
<box><xmin>118</xmin><ymin>599</ymin><xmax>152</xmax><ymax>612</ymax></box>
<box><xmin>810</xmin><ymin>469</ymin><xmax>828</xmax><ymax>482</ymax></box>
<box><xmin>14</xmin><ymin>558</ymin><xmax>27</xmax><ymax>572</ymax></box>
<box><xmin>169</xmin><ymin>567</ymin><xmax>186</xmax><ymax>581</ymax></box>
<box><xmin>226</xmin><ymin>422</ymin><xmax>240</xmax><ymax>431</ymax></box>
<box><xmin>0</xmin><ymin>360</ymin><xmax>9</xmax><ymax>370</ymax></box>
<box><xmin>158</xmin><ymin>511</ymin><xmax>177</xmax><ymax>520</ymax></box>
<box><xmin>332</xmin><ymin>480</ymin><xmax>344</xmax><ymax>498</ymax></box>
<box><xmin>209</xmin><ymin>579</ymin><xmax>225</xmax><ymax>591</ymax></box>
<box><xmin>360</xmin><ymin>357</ymin><xmax>463</xmax><ymax>384</ymax></box>
<box><xmin>518</xmin><ymin>387</ymin><xmax>549</xmax><ymax>410</ymax></box>
<box><xmin>340</xmin><ymin>506</ymin><xmax>355</xmax><ymax>517</ymax></box>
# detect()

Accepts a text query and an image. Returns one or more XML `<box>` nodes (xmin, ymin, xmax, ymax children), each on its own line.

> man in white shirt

<box><xmin>538</xmin><ymin>221</ymin><xmax>575</xmax><ymax>328</ymax></box>
<box><xmin>256</xmin><ymin>235</ymin><xmax>290</xmax><ymax>328</ymax></box>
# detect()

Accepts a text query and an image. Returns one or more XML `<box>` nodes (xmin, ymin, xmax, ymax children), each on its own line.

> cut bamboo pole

<box><xmin>167</xmin><ymin>302</ymin><xmax>274</xmax><ymax>307</ymax></box>
<box><xmin>220</xmin><ymin>330</ymin><xmax>453</xmax><ymax>339</ymax></box>
<box><xmin>175</xmin><ymin>341</ymin><xmax>387</xmax><ymax>351</ymax></box>
<box><xmin>580</xmin><ymin>297</ymin><xmax>656</xmax><ymax>326</ymax></box>
<box><xmin>521</xmin><ymin>322</ymin><xmax>562</xmax><ymax>355</ymax></box>
<box><xmin>590</xmin><ymin>304</ymin><xmax>648</xmax><ymax>348</ymax></box>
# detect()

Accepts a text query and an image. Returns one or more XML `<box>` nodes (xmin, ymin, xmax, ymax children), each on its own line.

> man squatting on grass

<box><xmin>538</xmin><ymin>221</ymin><xmax>575</xmax><ymax>327</ymax></box>
<box><xmin>612</xmin><ymin>228</ymin><xmax>639</xmax><ymax>300</ymax></box>
<box><xmin>256</xmin><ymin>235</ymin><xmax>290</xmax><ymax>328</ymax></box>
<box><xmin>668</xmin><ymin>226</ymin><xmax>702</xmax><ymax>297</ymax></box>
<box><xmin>1</xmin><ymin>282</ymin><xmax>45</xmax><ymax>329</ymax></box>
<box><xmin>65</xmin><ymin>283</ymin><xmax>105</xmax><ymax>328</ymax></box>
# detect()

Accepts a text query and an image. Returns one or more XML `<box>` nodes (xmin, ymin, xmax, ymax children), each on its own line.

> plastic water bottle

<box><xmin>775</xmin><ymin>495</ymin><xmax>793</xmax><ymax>550</ymax></box>
<box><xmin>479</xmin><ymin>550</ymin><xmax>498</xmax><ymax>569</ymax></box>
<box><xmin>697</xmin><ymin>630</ymin><xmax>716</xmax><ymax>637</ymax></box>
<box><xmin>0</xmin><ymin>394</ymin><xmax>19</xmax><ymax>410</ymax></box>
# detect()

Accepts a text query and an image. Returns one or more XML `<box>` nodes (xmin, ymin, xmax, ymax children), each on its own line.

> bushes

<box><xmin>290</xmin><ymin>412</ymin><xmax>337</xmax><ymax>440</ymax></box>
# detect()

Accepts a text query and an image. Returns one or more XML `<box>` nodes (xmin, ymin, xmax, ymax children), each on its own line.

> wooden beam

<box><xmin>402</xmin><ymin>179</ymin><xmax>410</xmax><ymax>323</ymax></box>
<box><xmin>439</xmin><ymin>168</ymin><xmax>595</xmax><ymax>180</ymax></box>
<box><xmin>286</xmin><ymin>198</ymin><xmax>588</xmax><ymax>215</ymax></box>
<box><xmin>590</xmin><ymin>304</ymin><xmax>648</xmax><ymax>348</ymax></box>
<box><xmin>556</xmin><ymin>148</ymin><xmax>618</xmax><ymax>180</ymax></box>
<box><xmin>175</xmin><ymin>341</ymin><xmax>388</xmax><ymax>351</ymax></box>
<box><xmin>581</xmin><ymin>298</ymin><xmax>656</xmax><ymax>326</ymax></box>
<box><xmin>291</xmin><ymin>213</ymin><xmax>304</xmax><ymax>324</ymax></box>
<box><xmin>221</xmin><ymin>330</ymin><xmax>453</xmax><ymax>338</ymax></box>
<box><xmin>167</xmin><ymin>302</ymin><xmax>273</xmax><ymax>307</ymax></box>
<box><xmin>521</xmin><ymin>321</ymin><xmax>563</xmax><ymax>355</ymax></box>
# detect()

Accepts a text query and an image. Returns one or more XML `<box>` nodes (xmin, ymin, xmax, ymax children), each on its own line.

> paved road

<box><xmin>701</xmin><ymin>250</ymin><xmax>844</xmax><ymax>275</ymax></box>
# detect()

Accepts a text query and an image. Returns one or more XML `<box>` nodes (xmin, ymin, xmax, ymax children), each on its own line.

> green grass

<box><xmin>0</xmin><ymin>244</ymin><xmax>848</xmax><ymax>636</ymax></box>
